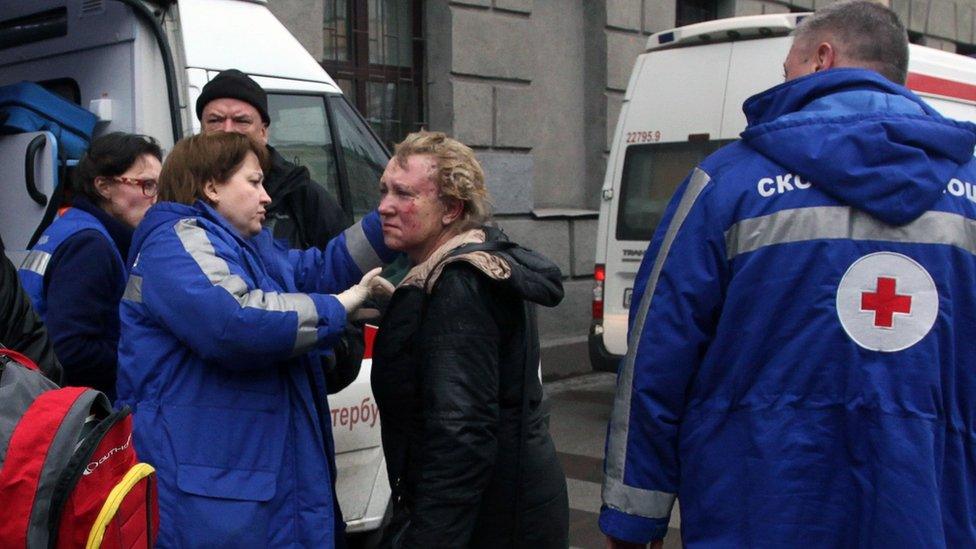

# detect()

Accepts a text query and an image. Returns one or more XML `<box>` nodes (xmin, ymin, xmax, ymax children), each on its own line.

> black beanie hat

<box><xmin>195</xmin><ymin>69</ymin><xmax>270</xmax><ymax>125</ymax></box>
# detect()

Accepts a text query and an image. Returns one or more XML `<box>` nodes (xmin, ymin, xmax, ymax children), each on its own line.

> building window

<box><xmin>324</xmin><ymin>0</ymin><xmax>425</xmax><ymax>148</ymax></box>
<box><xmin>676</xmin><ymin>0</ymin><xmax>718</xmax><ymax>27</ymax></box>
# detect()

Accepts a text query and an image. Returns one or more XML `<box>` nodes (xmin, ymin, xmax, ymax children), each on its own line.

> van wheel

<box><xmin>357</xmin><ymin>502</ymin><xmax>392</xmax><ymax>549</ymax></box>
<box><xmin>588</xmin><ymin>332</ymin><xmax>621</xmax><ymax>372</ymax></box>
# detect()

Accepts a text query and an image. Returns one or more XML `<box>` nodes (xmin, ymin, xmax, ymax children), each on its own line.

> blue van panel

<box><xmin>0</xmin><ymin>81</ymin><xmax>96</xmax><ymax>159</ymax></box>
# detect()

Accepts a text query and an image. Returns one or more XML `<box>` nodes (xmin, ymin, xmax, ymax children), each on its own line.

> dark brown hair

<box><xmin>74</xmin><ymin>132</ymin><xmax>162</xmax><ymax>203</ymax></box>
<box><xmin>157</xmin><ymin>132</ymin><xmax>269</xmax><ymax>205</ymax></box>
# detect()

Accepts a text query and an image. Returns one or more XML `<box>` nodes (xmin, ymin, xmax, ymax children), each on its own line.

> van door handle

<box><xmin>24</xmin><ymin>134</ymin><xmax>48</xmax><ymax>207</ymax></box>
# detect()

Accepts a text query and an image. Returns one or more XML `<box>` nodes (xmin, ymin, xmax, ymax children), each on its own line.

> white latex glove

<box><xmin>368</xmin><ymin>274</ymin><xmax>395</xmax><ymax>302</ymax></box>
<box><xmin>334</xmin><ymin>267</ymin><xmax>383</xmax><ymax>313</ymax></box>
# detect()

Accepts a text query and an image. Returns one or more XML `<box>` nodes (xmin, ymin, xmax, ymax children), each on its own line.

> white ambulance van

<box><xmin>0</xmin><ymin>0</ymin><xmax>391</xmax><ymax>537</ymax></box>
<box><xmin>590</xmin><ymin>13</ymin><xmax>976</xmax><ymax>371</ymax></box>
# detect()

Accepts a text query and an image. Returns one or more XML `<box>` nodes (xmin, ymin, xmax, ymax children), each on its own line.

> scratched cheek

<box><xmin>400</xmin><ymin>203</ymin><xmax>419</xmax><ymax>229</ymax></box>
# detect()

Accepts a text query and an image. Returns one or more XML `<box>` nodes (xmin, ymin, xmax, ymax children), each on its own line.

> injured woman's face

<box><xmin>377</xmin><ymin>154</ymin><xmax>461</xmax><ymax>264</ymax></box>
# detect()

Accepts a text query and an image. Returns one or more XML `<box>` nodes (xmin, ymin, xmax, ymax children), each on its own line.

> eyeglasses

<box><xmin>113</xmin><ymin>177</ymin><xmax>159</xmax><ymax>197</ymax></box>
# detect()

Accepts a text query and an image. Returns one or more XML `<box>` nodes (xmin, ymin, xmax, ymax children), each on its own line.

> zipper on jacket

<box><xmin>46</xmin><ymin>406</ymin><xmax>130</xmax><ymax>548</ymax></box>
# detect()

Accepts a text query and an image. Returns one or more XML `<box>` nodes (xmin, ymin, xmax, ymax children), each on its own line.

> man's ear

<box><xmin>94</xmin><ymin>176</ymin><xmax>113</xmax><ymax>201</ymax></box>
<box><xmin>442</xmin><ymin>198</ymin><xmax>464</xmax><ymax>226</ymax></box>
<box><xmin>203</xmin><ymin>179</ymin><xmax>220</xmax><ymax>204</ymax></box>
<box><xmin>814</xmin><ymin>41</ymin><xmax>836</xmax><ymax>72</ymax></box>
<box><xmin>259</xmin><ymin>123</ymin><xmax>269</xmax><ymax>146</ymax></box>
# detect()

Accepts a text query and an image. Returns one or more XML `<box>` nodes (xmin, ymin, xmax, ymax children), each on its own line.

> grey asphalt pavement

<box><xmin>546</xmin><ymin>373</ymin><xmax>681</xmax><ymax>549</ymax></box>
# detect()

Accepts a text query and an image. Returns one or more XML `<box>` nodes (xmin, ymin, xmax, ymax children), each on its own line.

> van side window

<box><xmin>267</xmin><ymin>93</ymin><xmax>342</xmax><ymax>204</ymax></box>
<box><xmin>329</xmin><ymin>95</ymin><xmax>386</xmax><ymax>220</ymax></box>
<box><xmin>616</xmin><ymin>140</ymin><xmax>732</xmax><ymax>241</ymax></box>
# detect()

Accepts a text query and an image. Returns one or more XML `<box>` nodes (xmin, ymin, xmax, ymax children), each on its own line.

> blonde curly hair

<box><xmin>393</xmin><ymin>131</ymin><xmax>492</xmax><ymax>229</ymax></box>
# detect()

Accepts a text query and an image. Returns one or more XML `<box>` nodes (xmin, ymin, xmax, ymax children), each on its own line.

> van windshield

<box><xmin>329</xmin><ymin>97</ymin><xmax>387</xmax><ymax>220</ymax></box>
<box><xmin>616</xmin><ymin>140</ymin><xmax>733</xmax><ymax>241</ymax></box>
<box><xmin>267</xmin><ymin>93</ymin><xmax>342</xmax><ymax>207</ymax></box>
<box><xmin>267</xmin><ymin>93</ymin><xmax>387</xmax><ymax>222</ymax></box>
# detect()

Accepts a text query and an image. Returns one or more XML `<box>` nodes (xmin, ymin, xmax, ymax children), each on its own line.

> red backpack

<box><xmin>0</xmin><ymin>348</ymin><xmax>158</xmax><ymax>548</ymax></box>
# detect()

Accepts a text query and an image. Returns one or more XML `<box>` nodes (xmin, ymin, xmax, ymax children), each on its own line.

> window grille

<box><xmin>324</xmin><ymin>0</ymin><xmax>426</xmax><ymax>148</ymax></box>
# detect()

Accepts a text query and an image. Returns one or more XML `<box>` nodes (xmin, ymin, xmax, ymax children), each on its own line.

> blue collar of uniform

<box><xmin>191</xmin><ymin>199</ymin><xmax>271</xmax><ymax>250</ymax></box>
<box><xmin>134</xmin><ymin>199</ymin><xmax>271</xmax><ymax>263</ymax></box>
<box><xmin>742</xmin><ymin>68</ymin><xmax>942</xmax><ymax>127</ymax></box>
<box><xmin>72</xmin><ymin>195</ymin><xmax>133</xmax><ymax>260</ymax></box>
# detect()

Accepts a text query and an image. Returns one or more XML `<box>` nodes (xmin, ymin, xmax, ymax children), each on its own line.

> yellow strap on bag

<box><xmin>85</xmin><ymin>463</ymin><xmax>156</xmax><ymax>549</ymax></box>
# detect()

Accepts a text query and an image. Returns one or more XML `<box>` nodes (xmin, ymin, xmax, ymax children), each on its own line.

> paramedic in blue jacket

<box><xmin>601</xmin><ymin>2</ymin><xmax>976</xmax><ymax>547</ymax></box>
<box><xmin>116</xmin><ymin>132</ymin><xmax>396</xmax><ymax>548</ymax></box>
<box><xmin>19</xmin><ymin>132</ymin><xmax>161</xmax><ymax>399</ymax></box>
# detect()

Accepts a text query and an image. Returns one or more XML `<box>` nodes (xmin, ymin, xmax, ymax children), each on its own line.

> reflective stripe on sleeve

<box><xmin>602</xmin><ymin>476</ymin><xmax>676</xmax><ymax>521</ymax></box>
<box><xmin>20</xmin><ymin>250</ymin><xmax>52</xmax><ymax>276</ymax></box>
<box><xmin>602</xmin><ymin>168</ymin><xmax>710</xmax><ymax>519</ymax></box>
<box><xmin>343</xmin><ymin>220</ymin><xmax>383</xmax><ymax>273</ymax></box>
<box><xmin>122</xmin><ymin>275</ymin><xmax>142</xmax><ymax>303</ymax></box>
<box><xmin>174</xmin><ymin>219</ymin><xmax>319</xmax><ymax>354</ymax></box>
<box><xmin>725</xmin><ymin>206</ymin><xmax>976</xmax><ymax>259</ymax></box>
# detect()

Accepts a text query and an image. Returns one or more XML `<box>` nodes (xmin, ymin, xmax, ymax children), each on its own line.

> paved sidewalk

<box><xmin>546</xmin><ymin>373</ymin><xmax>681</xmax><ymax>549</ymax></box>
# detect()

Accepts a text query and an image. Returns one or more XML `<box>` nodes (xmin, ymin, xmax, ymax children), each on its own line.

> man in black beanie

<box><xmin>197</xmin><ymin>68</ymin><xmax>347</xmax><ymax>248</ymax></box>
<box><xmin>198</xmin><ymin>69</ymin><xmax>371</xmax><ymax>399</ymax></box>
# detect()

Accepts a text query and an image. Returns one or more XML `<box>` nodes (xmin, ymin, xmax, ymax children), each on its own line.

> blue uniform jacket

<box><xmin>19</xmin><ymin>197</ymin><xmax>129</xmax><ymax>398</ymax></box>
<box><xmin>117</xmin><ymin>199</ymin><xmax>395</xmax><ymax>548</ymax></box>
<box><xmin>600</xmin><ymin>69</ymin><xmax>976</xmax><ymax>547</ymax></box>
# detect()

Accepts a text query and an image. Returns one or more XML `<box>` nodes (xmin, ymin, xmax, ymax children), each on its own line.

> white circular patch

<box><xmin>836</xmin><ymin>252</ymin><xmax>938</xmax><ymax>352</ymax></box>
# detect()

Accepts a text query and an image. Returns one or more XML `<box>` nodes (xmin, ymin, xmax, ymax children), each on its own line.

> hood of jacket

<box><xmin>400</xmin><ymin>226</ymin><xmax>564</xmax><ymax>308</ymax></box>
<box><xmin>740</xmin><ymin>68</ymin><xmax>976</xmax><ymax>226</ymax></box>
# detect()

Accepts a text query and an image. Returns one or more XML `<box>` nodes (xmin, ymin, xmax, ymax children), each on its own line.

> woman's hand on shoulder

<box><xmin>368</xmin><ymin>271</ymin><xmax>395</xmax><ymax>302</ymax></box>
<box><xmin>335</xmin><ymin>267</ymin><xmax>393</xmax><ymax>313</ymax></box>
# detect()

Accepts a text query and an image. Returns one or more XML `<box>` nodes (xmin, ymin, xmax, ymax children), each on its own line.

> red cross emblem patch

<box><xmin>836</xmin><ymin>252</ymin><xmax>938</xmax><ymax>352</ymax></box>
<box><xmin>861</xmin><ymin>277</ymin><xmax>912</xmax><ymax>328</ymax></box>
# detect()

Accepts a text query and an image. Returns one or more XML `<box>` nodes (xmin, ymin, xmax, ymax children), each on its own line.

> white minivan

<box><xmin>0</xmin><ymin>0</ymin><xmax>391</xmax><ymax>537</ymax></box>
<box><xmin>590</xmin><ymin>13</ymin><xmax>976</xmax><ymax>372</ymax></box>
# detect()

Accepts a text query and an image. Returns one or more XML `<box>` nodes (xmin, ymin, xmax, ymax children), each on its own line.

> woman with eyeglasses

<box><xmin>19</xmin><ymin>132</ymin><xmax>161</xmax><ymax>398</ymax></box>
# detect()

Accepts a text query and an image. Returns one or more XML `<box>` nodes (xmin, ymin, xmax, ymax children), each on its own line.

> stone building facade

<box><xmin>271</xmin><ymin>0</ymin><xmax>976</xmax><ymax>377</ymax></box>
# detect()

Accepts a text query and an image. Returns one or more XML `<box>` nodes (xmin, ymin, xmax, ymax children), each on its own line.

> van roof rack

<box><xmin>647</xmin><ymin>13</ymin><xmax>811</xmax><ymax>51</ymax></box>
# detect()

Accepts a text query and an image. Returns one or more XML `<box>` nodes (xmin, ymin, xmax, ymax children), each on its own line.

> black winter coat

<box><xmin>264</xmin><ymin>146</ymin><xmax>349</xmax><ymax>249</ymax></box>
<box><xmin>0</xmin><ymin>237</ymin><xmax>62</xmax><ymax>383</ymax></box>
<box><xmin>372</xmin><ymin>229</ymin><xmax>569</xmax><ymax>548</ymax></box>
